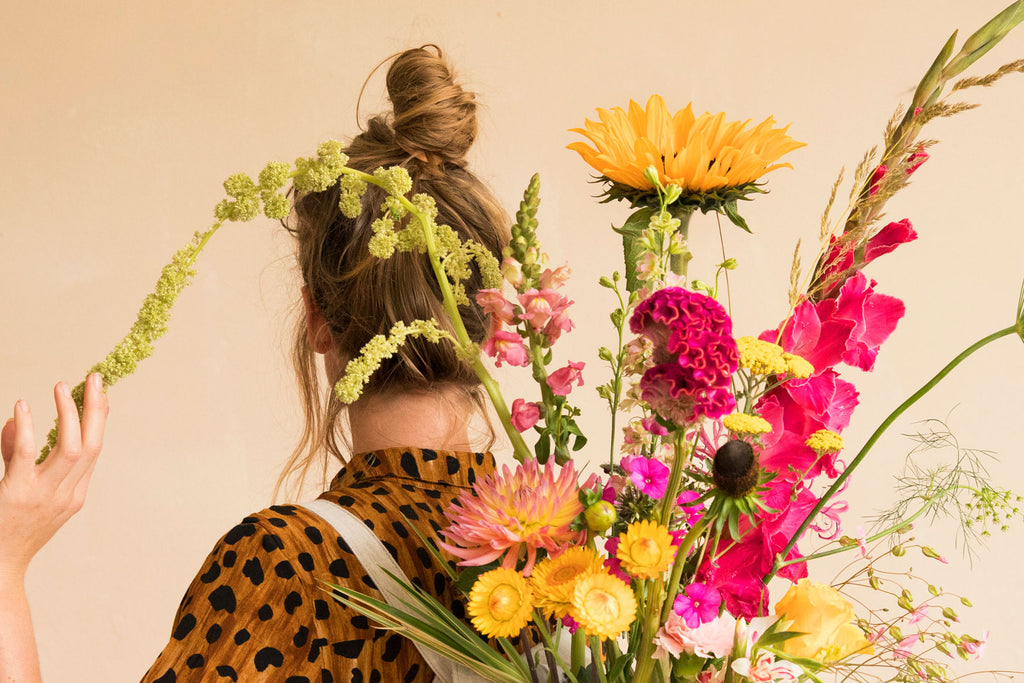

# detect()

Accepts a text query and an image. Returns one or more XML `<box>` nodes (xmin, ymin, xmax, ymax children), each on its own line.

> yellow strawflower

<box><xmin>616</xmin><ymin>520</ymin><xmax>676</xmax><ymax>580</ymax></box>
<box><xmin>530</xmin><ymin>548</ymin><xmax>605</xmax><ymax>619</ymax></box>
<box><xmin>570</xmin><ymin>572</ymin><xmax>637</xmax><ymax>640</ymax></box>
<box><xmin>722</xmin><ymin>412</ymin><xmax>772</xmax><ymax>435</ymax></box>
<box><xmin>806</xmin><ymin>429</ymin><xmax>844</xmax><ymax>454</ymax></box>
<box><xmin>468</xmin><ymin>568</ymin><xmax>533</xmax><ymax>639</ymax></box>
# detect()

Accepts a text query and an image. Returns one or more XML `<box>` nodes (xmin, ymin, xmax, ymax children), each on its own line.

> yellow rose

<box><xmin>774</xmin><ymin>579</ymin><xmax>874</xmax><ymax>663</ymax></box>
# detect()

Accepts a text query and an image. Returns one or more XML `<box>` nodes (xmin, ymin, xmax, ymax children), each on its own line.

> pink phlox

<box><xmin>602</xmin><ymin>537</ymin><xmax>631</xmax><ymax>584</ymax></box>
<box><xmin>622</xmin><ymin>454</ymin><xmax>670</xmax><ymax>499</ymax></box>
<box><xmin>673</xmin><ymin>583</ymin><xmax>723</xmax><ymax>628</ymax></box>
<box><xmin>676</xmin><ymin>489</ymin><xmax>704</xmax><ymax>525</ymax></box>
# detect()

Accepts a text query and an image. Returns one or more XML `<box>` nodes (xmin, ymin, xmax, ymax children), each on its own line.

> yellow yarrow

<box><xmin>616</xmin><ymin>520</ymin><xmax>676</xmax><ymax>580</ymax></box>
<box><xmin>722</xmin><ymin>412</ymin><xmax>772</xmax><ymax>435</ymax></box>
<box><xmin>736</xmin><ymin>336</ymin><xmax>788</xmax><ymax>376</ymax></box>
<box><xmin>806</xmin><ymin>429</ymin><xmax>844</xmax><ymax>454</ymax></box>
<box><xmin>468</xmin><ymin>568</ymin><xmax>534</xmax><ymax>639</ymax></box>
<box><xmin>530</xmin><ymin>548</ymin><xmax>605</xmax><ymax>619</ymax></box>
<box><xmin>783</xmin><ymin>352</ymin><xmax>814</xmax><ymax>378</ymax></box>
<box><xmin>570</xmin><ymin>572</ymin><xmax>637</xmax><ymax>640</ymax></box>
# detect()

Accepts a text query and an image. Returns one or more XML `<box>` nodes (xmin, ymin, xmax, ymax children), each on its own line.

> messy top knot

<box><xmin>283</xmin><ymin>45</ymin><xmax>508</xmax><ymax>487</ymax></box>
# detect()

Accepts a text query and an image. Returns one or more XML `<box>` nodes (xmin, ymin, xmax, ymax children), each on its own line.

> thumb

<box><xmin>1</xmin><ymin>416</ymin><xmax>13</xmax><ymax>467</ymax></box>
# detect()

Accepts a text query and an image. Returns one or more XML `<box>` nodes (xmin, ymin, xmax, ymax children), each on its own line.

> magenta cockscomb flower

<box><xmin>439</xmin><ymin>458</ymin><xmax>592</xmax><ymax>575</ymax></box>
<box><xmin>673</xmin><ymin>583</ymin><xmax>723</xmax><ymax>628</ymax></box>
<box><xmin>621</xmin><ymin>455</ymin><xmax>670</xmax><ymax>499</ymax></box>
<box><xmin>630</xmin><ymin>287</ymin><xmax>739</xmax><ymax>424</ymax></box>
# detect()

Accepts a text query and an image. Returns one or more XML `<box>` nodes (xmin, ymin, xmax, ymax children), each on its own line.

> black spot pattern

<box><xmin>142</xmin><ymin>448</ymin><xmax>493</xmax><ymax>682</ymax></box>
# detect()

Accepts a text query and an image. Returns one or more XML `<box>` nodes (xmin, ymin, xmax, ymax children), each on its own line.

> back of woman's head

<box><xmin>283</xmin><ymin>45</ymin><xmax>509</xmax><ymax>489</ymax></box>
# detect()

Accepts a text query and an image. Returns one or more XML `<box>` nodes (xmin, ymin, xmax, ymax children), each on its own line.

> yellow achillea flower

<box><xmin>616</xmin><ymin>520</ymin><xmax>676</xmax><ymax>580</ymax></box>
<box><xmin>568</xmin><ymin>95</ymin><xmax>805</xmax><ymax>194</ymax></box>
<box><xmin>530</xmin><ymin>548</ymin><xmax>605</xmax><ymax>619</ymax></box>
<box><xmin>468</xmin><ymin>568</ymin><xmax>534</xmax><ymax>639</ymax></box>
<box><xmin>723</xmin><ymin>412</ymin><xmax>773</xmax><ymax>435</ymax></box>
<box><xmin>737</xmin><ymin>336</ymin><xmax>788</xmax><ymax>376</ymax></box>
<box><xmin>806</xmin><ymin>429</ymin><xmax>844</xmax><ymax>454</ymax></box>
<box><xmin>783</xmin><ymin>352</ymin><xmax>814</xmax><ymax>379</ymax></box>
<box><xmin>571</xmin><ymin>572</ymin><xmax>637</xmax><ymax>640</ymax></box>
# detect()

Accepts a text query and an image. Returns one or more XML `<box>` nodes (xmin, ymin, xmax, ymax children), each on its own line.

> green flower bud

<box><xmin>583</xmin><ymin>500</ymin><xmax>617</xmax><ymax>533</ymax></box>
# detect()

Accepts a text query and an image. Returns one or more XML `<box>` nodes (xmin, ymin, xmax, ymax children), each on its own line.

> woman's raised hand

<box><xmin>0</xmin><ymin>373</ymin><xmax>108</xmax><ymax>581</ymax></box>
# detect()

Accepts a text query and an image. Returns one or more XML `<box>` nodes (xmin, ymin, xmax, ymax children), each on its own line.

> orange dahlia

<box><xmin>439</xmin><ymin>458</ymin><xmax>593</xmax><ymax>575</ymax></box>
<box><xmin>569</xmin><ymin>95</ymin><xmax>805</xmax><ymax>205</ymax></box>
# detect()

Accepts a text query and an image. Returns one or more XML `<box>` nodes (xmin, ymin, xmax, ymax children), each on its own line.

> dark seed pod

<box><xmin>713</xmin><ymin>439</ymin><xmax>759</xmax><ymax>498</ymax></box>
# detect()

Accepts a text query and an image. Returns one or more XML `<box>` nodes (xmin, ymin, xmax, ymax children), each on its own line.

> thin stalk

<box><xmin>590</xmin><ymin>636</ymin><xmax>608</xmax><ymax>683</ymax></box>
<box><xmin>659</xmin><ymin>430</ymin><xmax>692</xmax><ymax>525</ymax></box>
<box><xmin>765</xmin><ymin>324</ymin><xmax>1017</xmax><ymax>583</ymax></box>
<box><xmin>661</xmin><ymin>517</ymin><xmax>710</xmax><ymax>623</ymax></box>
<box><xmin>531</xmin><ymin>614</ymin><xmax>578</xmax><ymax>683</ymax></box>
<box><xmin>571</xmin><ymin>628</ymin><xmax>586</xmax><ymax>678</ymax></box>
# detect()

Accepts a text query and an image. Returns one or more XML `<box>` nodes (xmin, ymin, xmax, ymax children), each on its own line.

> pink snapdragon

<box><xmin>518</xmin><ymin>288</ymin><xmax>572</xmax><ymax>332</ymax></box>
<box><xmin>538</xmin><ymin>264</ymin><xmax>571</xmax><ymax>289</ymax></box>
<box><xmin>621</xmin><ymin>455</ymin><xmax>670</xmax><ymax>499</ymax></box>
<box><xmin>501</xmin><ymin>257</ymin><xmax>524</xmax><ymax>289</ymax></box>
<box><xmin>476</xmin><ymin>289</ymin><xmax>516</xmax><ymax>327</ymax></box>
<box><xmin>481</xmin><ymin>330</ymin><xmax>530</xmax><ymax>368</ymax></box>
<box><xmin>510</xmin><ymin>398</ymin><xmax>540</xmax><ymax>432</ymax></box>
<box><xmin>547</xmin><ymin>361</ymin><xmax>585</xmax><ymax>396</ymax></box>
<box><xmin>652</xmin><ymin>612</ymin><xmax>736</xmax><ymax>660</ymax></box>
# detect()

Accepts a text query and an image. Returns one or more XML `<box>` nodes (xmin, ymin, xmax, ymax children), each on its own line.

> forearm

<box><xmin>0</xmin><ymin>575</ymin><xmax>42</xmax><ymax>683</ymax></box>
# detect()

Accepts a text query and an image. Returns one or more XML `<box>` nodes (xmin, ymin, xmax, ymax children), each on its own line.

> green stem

<box><xmin>571</xmin><ymin>628</ymin><xmax>586</xmax><ymax>678</ymax></box>
<box><xmin>530</xmin><ymin>614</ymin><xmax>578</xmax><ymax>683</ymax></box>
<box><xmin>590</xmin><ymin>636</ymin><xmax>608</xmax><ymax>683</ymax></box>
<box><xmin>765</xmin><ymin>324</ymin><xmax>1017</xmax><ymax>584</ymax></box>
<box><xmin>775</xmin><ymin>495</ymin><xmax>936</xmax><ymax>568</ymax></box>
<box><xmin>659</xmin><ymin>430</ymin><xmax>691</xmax><ymax>525</ymax></box>
<box><xmin>661</xmin><ymin>517</ymin><xmax>710</xmax><ymax>623</ymax></box>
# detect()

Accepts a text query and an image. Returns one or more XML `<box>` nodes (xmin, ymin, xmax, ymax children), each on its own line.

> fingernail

<box><xmin>90</xmin><ymin>373</ymin><xmax>103</xmax><ymax>390</ymax></box>
<box><xmin>15</xmin><ymin>400</ymin><xmax>27</xmax><ymax>413</ymax></box>
<box><xmin>59</xmin><ymin>382</ymin><xmax>72</xmax><ymax>398</ymax></box>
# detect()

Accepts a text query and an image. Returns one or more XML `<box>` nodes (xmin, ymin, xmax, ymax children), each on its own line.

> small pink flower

<box><xmin>673</xmin><ymin>583</ymin><xmax>722</xmax><ymax>628</ymax></box>
<box><xmin>518</xmin><ymin>288</ymin><xmax>572</xmax><ymax>332</ymax></box>
<box><xmin>855</xmin><ymin>525</ymin><xmax>867</xmax><ymax>557</ymax></box>
<box><xmin>538</xmin><ymin>264</ymin><xmax>571</xmax><ymax>289</ymax></box>
<box><xmin>560</xmin><ymin>614</ymin><xmax>580</xmax><ymax>634</ymax></box>
<box><xmin>547</xmin><ymin>361</ymin><xmax>585</xmax><ymax>396</ymax></box>
<box><xmin>622</xmin><ymin>455</ymin><xmax>670</xmax><ymax>499</ymax></box>
<box><xmin>602</xmin><ymin>537</ymin><xmax>631</xmax><ymax>583</ymax></box>
<box><xmin>476</xmin><ymin>289</ymin><xmax>516</xmax><ymax>336</ymax></box>
<box><xmin>908</xmin><ymin>604</ymin><xmax>929</xmax><ymax>625</ymax></box>
<box><xmin>481</xmin><ymin>330</ymin><xmax>530</xmax><ymax>368</ymax></box>
<box><xmin>542</xmin><ymin>308</ymin><xmax>575</xmax><ymax>344</ymax></box>
<box><xmin>653</xmin><ymin>612</ymin><xmax>736</xmax><ymax>660</ymax></box>
<box><xmin>731</xmin><ymin>652</ymin><xmax>802</xmax><ymax>682</ymax></box>
<box><xmin>893</xmin><ymin>633</ymin><xmax>920</xmax><ymax>659</ymax></box>
<box><xmin>510</xmin><ymin>398</ymin><xmax>540</xmax><ymax>432</ymax></box>
<box><xmin>962</xmin><ymin>630</ymin><xmax>988</xmax><ymax>659</ymax></box>
<box><xmin>868</xmin><ymin>164</ymin><xmax>887</xmax><ymax>196</ymax></box>
<box><xmin>501</xmin><ymin>257</ymin><xmax>524</xmax><ymax>289</ymax></box>
<box><xmin>641</xmin><ymin>415</ymin><xmax>668</xmax><ymax>436</ymax></box>
<box><xmin>676</xmin><ymin>489</ymin><xmax>704</xmax><ymax>525</ymax></box>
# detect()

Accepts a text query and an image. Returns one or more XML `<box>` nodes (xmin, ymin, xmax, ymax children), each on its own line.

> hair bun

<box><xmin>385</xmin><ymin>45</ymin><xmax>477</xmax><ymax>164</ymax></box>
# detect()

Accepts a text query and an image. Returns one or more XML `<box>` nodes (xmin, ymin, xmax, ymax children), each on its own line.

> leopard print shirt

<box><xmin>143</xmin><ymin>447</ymin><xmax>493</xmax><ymax>682</ymax></box>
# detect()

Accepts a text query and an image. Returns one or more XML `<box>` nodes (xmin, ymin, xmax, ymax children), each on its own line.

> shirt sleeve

<box><xmin>142</xmin><ymin>512</ymin><xmax>328</xmax><ymax>682</ymax></box>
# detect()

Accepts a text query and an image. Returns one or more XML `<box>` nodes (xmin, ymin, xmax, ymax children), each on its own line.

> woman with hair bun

<box><xmin>0</xmin><ymin>46</ymin><xmax>509</xmax><ymax>682</ymax></box>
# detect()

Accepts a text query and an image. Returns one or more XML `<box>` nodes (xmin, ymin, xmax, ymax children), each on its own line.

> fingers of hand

<box><xmin>54</xmin><ymin>381</ymin><xmax>82</xmax><ymax>456</ymax></box>
<box><xmin>1</xmin><ymin>417</ymin><xmax>14</xmax><ymax>466</ymax></box>
<box><xmin>80</xmin><ymin>373</ymin><xmax>107</xmax><ymax>454</ymax></box>
<box><xmin>12</xmin><ymin>400</ymin><xmax>36</xmax><ymax>466</ymax></box>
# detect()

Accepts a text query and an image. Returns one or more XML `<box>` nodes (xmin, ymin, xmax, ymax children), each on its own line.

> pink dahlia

<box><xmin>439</xmin><ymin>458</ymin><xmax>592</xmax><ymax>575</ymax></box>
<box><xmin>630</xmin><ymin>287</ymin><xmax>739</xmax><ymax>423</ymax></box>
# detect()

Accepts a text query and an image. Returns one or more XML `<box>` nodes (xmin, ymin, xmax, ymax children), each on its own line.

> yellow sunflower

<box><xmin>616</xmin><ymin>520</ymin><xmax>676</xmax><ymax>580</ymax></box>
<box><xmin>569</xmin><ymin>95</ymin><xmax>805</xmax><ymax>200</ymax></box>
<box><xmin>570</xmin><ymin>571</ymin><xmax>637</xmax><ymax>640</ymax></box>
<box><xmin>467</xmin><ymin>568</ymin><xmax>534</xmax><ymax>639</ymax></box>
<box><xmin>530</xmin><ymin>547</ymin><xmax>606</xmax><ymax>619</ymax></box>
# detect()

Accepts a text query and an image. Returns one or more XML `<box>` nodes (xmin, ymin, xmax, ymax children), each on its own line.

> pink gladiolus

<box><xmin>547</xmin><ymin>360</ymin><xmax>585</xmax><ymax>396</ymax></box>
<box><xmin>622</xmin><ymin>455</ymin><xmax>670</xmax><ymax>499</ymax></box>
<box><xmin>481</xmin><ymin>330</ymin><xmax>531</xmax><ymax>368</ymax></box>
<box><xmin>868</xmin><ymin>164</ymin><xmax>887</xmax><ymax>195</ymax></box>
<box><xmin>906</xmin><ymin>148</ymin><xmax>929</xmax><ymax>174</ymax></box>
<box><xmin>819</xmin><ymin>219</ymin><xmax>918</xmax><ymax>294</ymax></box>
<box><xmin>510</xmin><ymin>398</ymin><xmax>540</xmax><ymax>432</ymax></box>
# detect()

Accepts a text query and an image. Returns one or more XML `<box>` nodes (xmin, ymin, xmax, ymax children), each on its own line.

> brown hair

<box><xmin>278</xmin><ymin>46</ymin><xmax>509</xmax><ymax>495</ymax></box>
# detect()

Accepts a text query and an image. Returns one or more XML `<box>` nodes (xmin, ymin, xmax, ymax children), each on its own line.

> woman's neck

<box><xmin>347</xmin><ymin>388</ymin><xmax>475</xmax><ymax>454</ymax></box>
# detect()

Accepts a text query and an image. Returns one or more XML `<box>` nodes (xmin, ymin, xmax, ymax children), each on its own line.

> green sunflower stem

<box><xmin>668</xmin><ymin>206</ymin><xmax>693</xmax><ymax>281</ymax></box>
<box><xmin>765</xmin><ymin>324</ymin><xmax>1018</xmax><ymax>584</ymax></box>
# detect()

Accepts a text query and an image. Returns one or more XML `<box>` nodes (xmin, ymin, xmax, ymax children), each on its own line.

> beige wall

<box><xmin>2</xmin><ymin>1</ymin><xmax>1022</xmax><ymax>678</ymax></box>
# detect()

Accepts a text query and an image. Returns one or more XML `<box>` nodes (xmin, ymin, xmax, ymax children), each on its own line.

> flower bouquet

<box><xmin>45</xmin><ymin>2</ymin><xmax>1024</xmax><ymax>682</ymax></box>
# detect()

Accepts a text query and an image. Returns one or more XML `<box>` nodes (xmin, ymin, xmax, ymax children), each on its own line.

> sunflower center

<box><xmin>487</xmin><ymin>584</ymin><xmax>523</xmax><ymax>622</ymax></box>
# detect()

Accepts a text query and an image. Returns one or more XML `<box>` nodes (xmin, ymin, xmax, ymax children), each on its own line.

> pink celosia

<box><xmin>481</xmin><ymin>330</ymin><xmax>531</xmax><ymax>368</ymax></box>
<box><xmin>621</xmin><ymin>455</ymin><xmax>670</xmax><ymax>499</ymax></box>
<box><xmin>439</xmin><ymin>459</ymin><xmax>592</xmax><ymax>576</ymax></box>
<box><xmin>518</xmin><ymin>288</ymin><xmax>572</xmax><ymax>332</ymax></box>
<box><xmin>630</xmin><ymin>287</ymin><xmax>739</xmax><ymax>424</ymax></box>
<box><xmin>653</xmin><ymin>611</ymin><xmax>736</xmax><ymax>660</ymax></box>
<box><xmin>510</xmin><ymin>398</ymin><xmax>540</xmax><ymax>432</ymax></box>
<box><xmin>547</xmin><ymin>360</ymin><xmax>585</xmax><ymax>396</ymax></box>
<box><xmin>673</xmin><ymin>583</ymin><xmax>722</xmax><ymax>628</ymax></box>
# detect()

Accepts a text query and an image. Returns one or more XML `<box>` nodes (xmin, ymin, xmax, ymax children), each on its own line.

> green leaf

<box><xmin>454</xmin><ymin>561</ymin><xmax>499</xmax><ymax>594</ymax></box>
<box><xmin>535</xmin><ymin>434</ymin><xmax>551</xmax><ymax>464</ymax></box>
<box><xmin>615</xmin><ymin>207</ymin><xmax>657</xmax><ymax>293</ymax></box>
<box><xmin>722</xmin><ymin>200</ymin><xmax>752</xmax><ymax>233</ymax></box>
